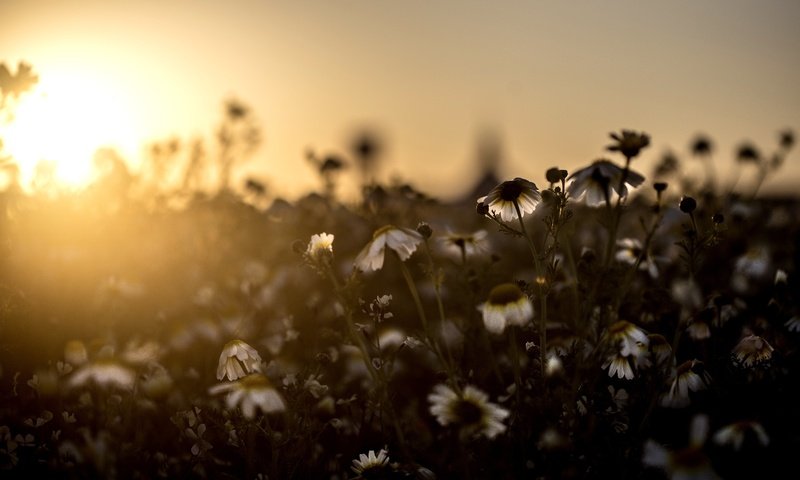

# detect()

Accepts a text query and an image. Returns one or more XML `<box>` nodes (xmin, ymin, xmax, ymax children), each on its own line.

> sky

<box><xmin>1</xmin><ymin>0</ymin><xmax>798</xmax><ymax>200</ymax></box>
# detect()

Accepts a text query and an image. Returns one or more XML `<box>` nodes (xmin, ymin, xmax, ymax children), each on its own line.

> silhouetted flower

<box><xmin>607</xmin><ymin>130</ymin><xmax>651</xmax><ymax>159</ymax></box>
<box><xmin>479</xmin><ymin>283</ymin><xmax>533</xmax><ymax>334</ymax></box>
<box><xmin>428</xmin><ymin>384</ymin><xmax>509</xmax><ymax>439</ymax></box>
<box><xmin>354</xmin><ymin>225</ymin><xmax>423</xmax><ymax>272</ymax></box>
<box><xmin>691</xmin><ymin>134</ymin><xmax>714</xmax><ymax>156</ymax></box>
<box><xmin>209</xmin><ymin>373</ymin><xmax>286</xmax><ymax>418</ymax></box>
<box><xmin>736</xmin><ymin>143</ymin><xmax>760</xmax><ymax>163</ymax></box>
<box><xmin>779</xmin><ymin>129</ymin><xmax>795</xmax><ymax>150</ymax></box>
<box><xmin>478</xmin><ymin>177</ymin><xmax>541</xmax><ymax>222</ymax></box>
<box><xmin>568</xmin><ymin>160</ymin><xmax>645</xmax><ymax>206</ymax></box>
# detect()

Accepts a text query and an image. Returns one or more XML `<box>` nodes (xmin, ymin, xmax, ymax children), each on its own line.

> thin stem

<box><xmin>512</xmin><ymin>200</ymin><xmax>547</xmax><ymax>381</ymax></box>
<box><xmin>397</xmin><ymin>256</ymin><xmax>458</xmax><ymax>387</ymax></box>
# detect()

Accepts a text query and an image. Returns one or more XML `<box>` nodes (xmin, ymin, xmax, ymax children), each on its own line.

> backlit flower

<box><xmin>567</xmin><ymin>160</ymin><xmax>645</xmax><ymax>206</ymax></box>
<box><xmin>477</xmin><ymin>177</ymin><xmax>541</xmax><ymax>222</ymax></box>
<box><xmin>428</xmin><ymin>384</ymin><xmax>509</xmax><ymax>439</ymax></box>
<box><xmin>209</xmin><ymin>373</ymin><xmax>286</xmax><ymax>418</ymax></box>
<box><xmin>712</xmin><ymin>421</ymin><xmax>769</xmax><ymax>451</ymax></box>
<box><xmin>479</xmin><ymin>283</ymin><xmax>533</xmax><ymax>334</ymax></box>
<box><xmin>354</xmin><ymin>225</ymin><xmax>423</xmax><ymax>272</ymax></box>
<box><xmin>216</xmin><ymin>340</ymin><xmax>262</xmax><ymax>381</ymax></box>
<box><xmin>604</xmin><ymin>320</ymin><xmax>649</xmax><ymax>357</ymax></box>
<box><xmin>731</xmin><ymin>334</ymin><xmax>773</xmax><ymax>368</ymax></box>
<box><xmin>68</xmin><ymin>359</ymin><xmax>136</xmax><ymax>390</ymax></box>
<box><xmin>643</xmin><ymin>415</ymin><xmax>717</xmax><ymax>480</ymax></box>
<box><xmin>305</xmin><ymin>232</ymin><xmax>334</xmax><ymax>258</ymax></box>
<box><xmin>64</xmin><ymin>340</ymin><xmax>88</xmax><ymax>366</ymax></box>
<box><xmin>438</xmin><ymin>229</ymin><xmax>490</xmax><ymax>260</ymax></box>
<box><xmin>351</xmin><ymin>449</ymin><xmax>391</xmax><ymax>479</ymax></box>
<box><xmin>615</xmin><ymin>238</ymin><xmax>658</xmax><ymax>278</ymax></box>
<box><xmin>660</xmin><ymin>359</ymin><xmax>712</xmax><ymax>408</ymax></box>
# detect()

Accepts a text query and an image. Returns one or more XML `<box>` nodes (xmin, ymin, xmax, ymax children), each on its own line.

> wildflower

<box><xmin>671</xmin><ymin>278</ymin><xmax>703</xmax><ymax>313</ymax></box>
<box><xmin>64</xmin><ymin>340</ymin><xmax>88</xmax><ymax>366</ymax></box>
<box><xmin>712</xmin><ymin>421</ymin><xmax>769</xmax><ymax>451</ymax></box>
<box><xmin>731</xmin><ymin>334</ymin><xmax>773</xmax><ymax>368</ymax></box>
<box><xmin>567</xmin><ymin>159</ymin><xmax>645</xmax><ymax>206</ymax></box>
<box><xmin>305</xmin><ymin>232</ymin><xmax>334</xmax><ymax>258</ymax></box>
<box><xmin>351</xmin><ymin>449</ymin><xmax>391</xmax><ymax>479</ymax></box>
<box><xmin>479</xmin><ymin>283</ymin><xmax>534</xmax><ymax>334</ymax></box>
<box><xmin>660</xmin><ymin>359</ymin><xmax>712</xmax><ymax>408</ymax></box>
<box><xmin>477</xmin><ymin>177</ymin><xmax>541</xmax><ymax>222</ymax></box>
<box><xmin>68</xmin><ymin>359</ymin><xmax>136</xmax><ymax>390</ymax></box>
<box><xmin>734</xmin><ymin>246</ymin><xmax>770</xmax><ymax>279</ymax></box>
<box><xmin>428</xmin><ymin>384</ymin><xmax>509</xmax><ymax>439</ymax></box>
<box><xmin>208</xmin><ymin>373</ymin><xmax>286</xmax><ymax>419</ymax></box>
<box><xmin>736</xmin><ymin>143</ymin><xmax>760</xmax><ymax>163</ymax></box>
<box><xmin>603</xmin><ymin>353</ymin><xmax>635</xmax><ymax>380</ymax></box>
<box><xmin>216</xmin><ymin>340</ymin><xmax>262</xmax><ymax>381</ymax></box>
<box><xmin>691</xmin><ymin>134</ymin><xmax>713</xmax><ymax>156</ymax></box>
<box><xmin>648</xmin><ymin>334</ymin><xmax>672</xmax><ymax>367</ymax></box>
<box><xmin>615</xmin><ymin>238</ymin><xmax>658</xmax><ymax>278</ymax></box>
<box><xmin>605</xmin><ymin>320</ymin><xmax>648</xmax><ymax>357</ymax></box>
<box><xmin>437</xmin><ymin>229</ymin><xmax>490</xmax><ymax>260</ymax></box>
<box><xmin>354</xmin><ymin>225</ymin><xmax>423</xmax><ymax>272</ymax></box>
<box><xmin>606</xmin><ymin>129</ymin><xmax>651</xmax><ymax>159</ymax></box>
<box><xmin>643</xmin><ymin>415</ymin><xmax>718</xmax><ymax>480</ymax></box>
<box><xmin>785</xmin><ymin>316</ymin><xmax>800</xmax><ymax>332</ymax></box>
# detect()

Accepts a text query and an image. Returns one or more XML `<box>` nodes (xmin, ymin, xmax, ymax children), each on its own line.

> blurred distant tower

<box><xmin>459</xmin><ymin>127</ymin><xmax>503</xmax><ymax>205</ymax></box>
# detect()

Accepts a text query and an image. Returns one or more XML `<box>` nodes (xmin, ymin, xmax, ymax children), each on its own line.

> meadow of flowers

<box><xmin>0</xmin><ymin>125</ymin><xmax>798</xmax><ymax>479</ymax></box>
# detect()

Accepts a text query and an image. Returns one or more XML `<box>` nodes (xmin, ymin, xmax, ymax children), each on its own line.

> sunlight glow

<box><xmin>2</xmin><ymin>72</ymin><xmax>138</xmax><ymax>190</ymax></box>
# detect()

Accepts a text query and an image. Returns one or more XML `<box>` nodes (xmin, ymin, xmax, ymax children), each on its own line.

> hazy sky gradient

<box><xmin>2</xmin><ymin>0</ymin><xmax>798</xmax><ymax>199</ymax></box>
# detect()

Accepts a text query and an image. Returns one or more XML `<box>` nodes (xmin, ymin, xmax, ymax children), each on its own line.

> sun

<box><xmin>1</xmin><ymin>71</ymin><xmax>138</xmax><ymax>191</ymax></box>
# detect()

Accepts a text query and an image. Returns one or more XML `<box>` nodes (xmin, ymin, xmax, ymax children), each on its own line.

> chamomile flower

<box><xmin>479</xmin><ymin>283</ymin><xmax>534</xmax><ymax>334</ymax></box>
<box><xmin>660</xmin><ymin>360</ymin><xmax>712</xmax><ymax>408</ymax></box>
<box><xmin>437</xmin><ymin>229</ymin><xmax>490</xmax><ymax>260</ymax></box>
<box><xmin>305</xmin><ymin>232</ymin><xmax>334</xmax><ymax>259</ymax></box>
<box><xmin>567</xmin><ymin>159</ymin><xmax>645</xmax><ymax>206</ymax></box>
<box><xmin>604</xmin><ymin>320</ymin><xmax>649</xmax><ymax>357</ymax></box>
<box><xmin>354</xmin><ymin>225</ymin><xmax>423</xmax><ymax>272</ymax></box>
<box><xmin>216</xmin><ymin>340</ymin><xmax>263</xmax><ymax>381</ymax></box>
<box><xmin>350</xmin><ymin>448</ymin><xmax>391</xmax><ymax>479</ymax></box>
<box><xmin>606</xmin><ymin>129</ymin><xmax>651</xmax><ymax>159</ymax></box>
<box><xmin>477</xmin><ymin>177</ymin><xmax>541</xmax><ymax>222</ymax></box>
<box><xmin>428</xmin><ymin>384</ymin><xmax>509</xmax><ymax>440</ymax></box>
<box><xmin>68</xmin><ymin>359</ymin><xmax>136</xmax><ymax>390</ymax></box>
<box><xmin>615</xmin><ymin>238</ymin><xmax>658</xmax><ymax>278</ymax></box>
<box><xmin>643</xmin><ymin>415</ymin><xmax>718</xmax><ymax>480</ymax></box>
<box><xmin>208</xmin><ymin>373</ymin><xmax>286</xmax><ymax>419</ymax></box>
<box><xmin>731</xmin><ymin>334</ymin><xmax>773</xmax><ymax>368</ymax></box>
<box><xmin>712</xmin><ymin>421</ymin><xmax>769</xmax><ymax>451</ymax></box>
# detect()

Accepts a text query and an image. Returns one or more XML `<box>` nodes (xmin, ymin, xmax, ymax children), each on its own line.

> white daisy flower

<box><xmin>567</xmin><ymin>159</ymin><xmax>645</xmax><ymax>207</ymax></box>
<box><xmin>305</xmin><ymin>232</ymin><xmax>334</xmax><ymax>258</ymax></box>
<box><xmin>479</xmin><ymin>283</ymin><xmax>534</xmax><ymax>334</ymax></box>
<box><xmin>478</xmin><ymin>177</ymin><xmax>541</xmax><ymax>222</ymax></box>
<box><xmin>354</xmin><ymin>225</ymin><xmax>423</xmax><ymax>272</ymax></box>
<box><xmin>428</xmin><ymin>384</ymin><xmax>509</xmax><ymax>439</ymax></box>
<box><xmin>209</xmin><ymin>373</ymin><xmax>286</xmax><ymax>419</ymax></box>
<box><xmin>712</xmin><ymin>421</ymin><xmax>769</xmax><ymax>451</ymax></box>
<box><xmin>68</xmin><ymin>359</ymin><xmax>136</xmax><ymax>390</ymax></box>
<box><xmin>350</xmin><ymin>448</ymin><xmax>391</xmax><ymax>478</ymax></box>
